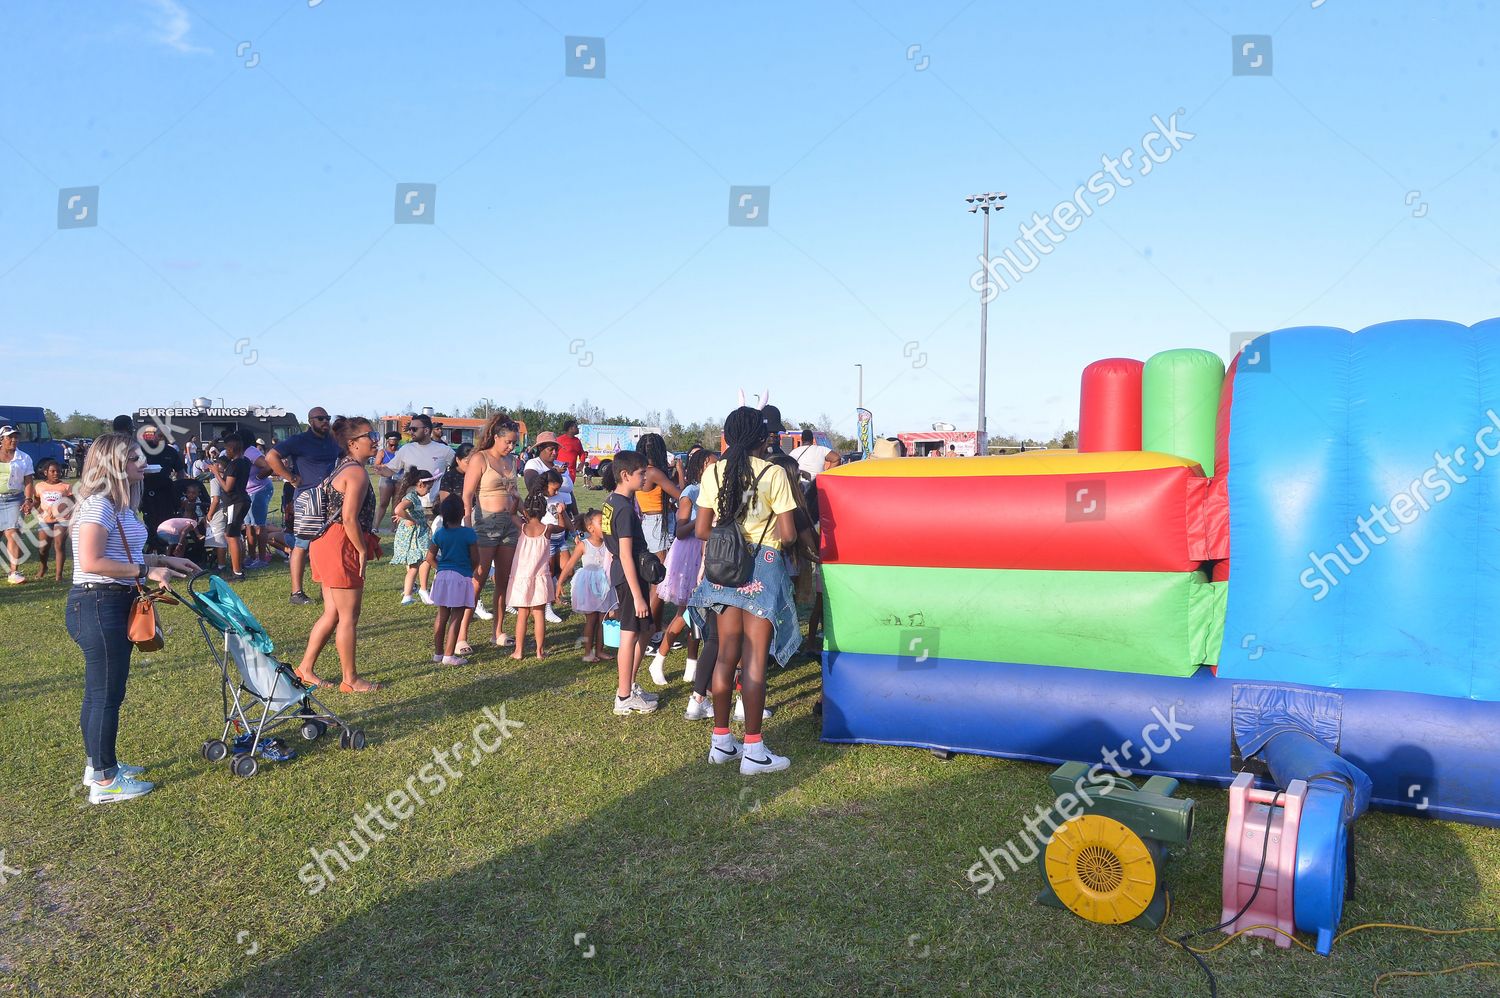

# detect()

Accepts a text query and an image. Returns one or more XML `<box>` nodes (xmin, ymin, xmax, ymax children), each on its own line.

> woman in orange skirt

<box><xmin>295</xmin><ymin>416</ymin><xmax>384</xmax><ymax>693</ymax></box>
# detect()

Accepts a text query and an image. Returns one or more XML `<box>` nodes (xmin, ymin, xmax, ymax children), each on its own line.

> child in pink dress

<box><xmin>506</xmin><ymin>490</ymin><xmax>570</xmax><ymax>659</ymax></box>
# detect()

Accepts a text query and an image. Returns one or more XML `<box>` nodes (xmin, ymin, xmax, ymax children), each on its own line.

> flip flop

<box><xmin>339</xmin><ymin>679</ymin><xmax>383</xmax><ymax>694</ymax></box>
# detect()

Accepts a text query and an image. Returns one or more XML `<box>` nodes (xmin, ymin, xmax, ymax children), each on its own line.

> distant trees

<box><xmin>45</xmin><ymin>410</ymin><xmax>112</xmax><ymax>439</ymax></box>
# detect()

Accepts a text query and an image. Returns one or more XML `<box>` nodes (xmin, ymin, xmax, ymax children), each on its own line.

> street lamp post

<box><xmin>855</xmin><ymin>363</ymin><xmax>863</xmax><ymax>408</ymax></box>
<box><xmin>965</xmin><ymin>192</ymin><xmax>1006</xmax><ymax>455</ymax></box>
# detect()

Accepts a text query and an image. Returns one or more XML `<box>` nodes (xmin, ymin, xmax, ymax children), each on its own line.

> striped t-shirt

<box><xmin>71</xmin><ymin>495</ymin><xmax>147</xmax><ymax>587</ymax></box>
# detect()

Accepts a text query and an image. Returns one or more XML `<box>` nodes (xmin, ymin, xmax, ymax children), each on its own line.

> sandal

<box><xmin>455</xmin><ymin>642</ymin><xmax>475</xmax><ymax>656</ymax></box>
<box><xmin>295</xmin><ymin>672</ymin><xmax>331</xmax><ymax>690</ymax></box>
<box><xmin>338</xmin><ymin>679</ymin><xmax>384</xmax><ymax>694</ymax></box>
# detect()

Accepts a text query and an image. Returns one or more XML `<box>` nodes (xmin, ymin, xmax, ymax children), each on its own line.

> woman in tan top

<box><xmin>463</xmin><ymin>414</ymin><xmax>521</xmax><ymax>649</ymax></box>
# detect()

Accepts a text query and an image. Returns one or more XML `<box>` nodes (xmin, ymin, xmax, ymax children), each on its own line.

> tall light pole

<box><xmin>966</xmin><ymin>192</ymin><xmax>1006</xmax><ymax>455</ymax></box>
<box><xmin>855</xmin><ymin>363</ymin><xmax>863</xmax><ymax>408</ymax></box>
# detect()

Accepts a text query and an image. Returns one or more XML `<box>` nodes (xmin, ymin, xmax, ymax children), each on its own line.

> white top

<box><xmin>71</xmin><ymin>494</ymin><xmax>147</xmax><ymax>587</ymax></box>
<box><xmin>524</xmin><ymin>457</ymin><xmax>574</xmax><ymax>507</ymax></box>
<box><xmin>790</xmin><ymin>444</ymin><xmax>832</xmax><ymax>480</ymax></box>
<box><xmin>388</xmin><ymin>441</ymin><xmax>454</xmax><ymax>476</ymax></box>
<box><xmin>0</xmin><ymin>449</ymin><xmax>34</xmax><ymax>495</ymax></box>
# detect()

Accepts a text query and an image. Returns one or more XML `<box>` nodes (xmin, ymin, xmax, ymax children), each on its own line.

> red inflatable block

<box><xmin>820</xmin><ymin>464</ymin><xmax>1228</xmax><ymax>572</ymax></box>
<box><xmin>1079</xmin><ymin>358</ymin><xmax>1145</xmax><ymax>452</ymax></box>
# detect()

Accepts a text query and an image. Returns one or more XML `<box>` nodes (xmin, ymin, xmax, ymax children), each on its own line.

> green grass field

<box><xmin>1</xmin><ymin>518</ymin><xmax>1497</xmax><ymax>996</ymax></box>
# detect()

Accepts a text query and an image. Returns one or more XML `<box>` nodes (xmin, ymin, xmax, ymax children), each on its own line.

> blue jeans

<box><xmin>65</xmin><ymin>585</ymin><xmax>136</xmax><ymax>779</ymax></box>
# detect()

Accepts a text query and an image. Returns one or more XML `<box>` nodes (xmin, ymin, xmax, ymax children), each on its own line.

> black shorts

<box><xmin>614</xmin><ymin>583</ymin><xmax>648</xmax><ymax>632</ymax></box>
<box><xmin>224</xmin><ymin>496</ymin><xmax>252</xmax><ymax>538</ymax></box>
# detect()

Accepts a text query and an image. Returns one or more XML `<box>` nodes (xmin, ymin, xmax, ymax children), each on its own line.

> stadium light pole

<box><xmin>855</xmin><ymin>363</ymin><xmax>863</xmax><ymax>408</ymax></box>
<box><xmin>966</xmin><ymin>192</ymin><xmax>1006</xmax><ymax>455</ymax></box>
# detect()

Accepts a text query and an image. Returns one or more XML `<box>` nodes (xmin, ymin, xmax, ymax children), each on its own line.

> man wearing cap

<box><xmin>137</xmin><ymin>423</ymin><xmax>183</xmax><ymax>553</ymax></box>
<box><xmin>0</xmin><ymin>425</ymin><xmax>36</xmax><ymax>584</ymax></box>
<box><xmin>265</xmin><ymin>407</ymin><xmax>341</xmax><ymax>605</ymax></box>
<box><xmin>376</xmin><ymin>413</ymin><xmax>453</xmax><ymax>515</ymax></box>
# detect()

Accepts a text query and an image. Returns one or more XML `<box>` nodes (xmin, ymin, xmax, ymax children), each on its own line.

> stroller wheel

<box><xmin>300</xmin><ymin>720</ymin><xmax>326</xmax><ymax>741</ymax></box>
<box><xmin>340</xmin><ymin>728</ymin><xmax>368</xmax><ymax>751</ymax></box>
<box><xmin>231</xmin><ymin>754</ymin><xmax>260</xmax><ymax>778</ymax></box>
<box><xmin>201</xmin><ymin>739</ymin><xmax>229</xmax><ymax>762</ymax></box>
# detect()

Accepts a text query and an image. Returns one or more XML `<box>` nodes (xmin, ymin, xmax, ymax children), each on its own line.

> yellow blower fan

<box><xmin>1035</xmin><ymin>762</ymin><xmax>1195</xmax><ymax>930</ymax></box>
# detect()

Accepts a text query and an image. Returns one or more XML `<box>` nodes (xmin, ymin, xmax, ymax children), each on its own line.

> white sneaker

<box><xmin>709</xmin><ymin>732</ymin><xmax>743</xmax><ymax>764</ymax></box>
<box><xmin>401</xmin><ymin>594</ymin><xmax>417</xmax><ymax>606</ymax></box>
<box><xmin>631</xmin><ymin>682</ymin><xmax>659</xmax><ymax>703</ymax></box>
<box><xmin>88</xmin><ymin>772</ymin><xmax>155</xmax><ymax>804</ymax></box>
<box><xmin>684</xmin><ymin>693</ymin><xmax>715</xmax><ymax>721</ymax></box>
<box><xmin>739</xmin><ymin>741</ymin><xmax>791</xmax><ymax>775</ymax></box>
<box><xmin>418</xmin><ymin>589</ymin><xmax>435</xmax><ymax>606</ymax></box>
<box><xmin>682</xmin><ymin>658</ymin><xmax>698</xmax><ymax>683</ymax></box>
<box><xmin>733</xmin><ymin>697</ymin><xmax>772</xmax><ymax>722</ymax></box>
<box><xmin>613</xmin><ymin>690</ymin><xmax>659</xmax><ymax>715</ymax></box>
<box><xmin>473</xmin><ymin>602</ymin><xmax>494</xmax><ymax>620</ymax></box>
<box><xmin>82</xmin><ymin>762</ymin><xmax>145</xmax><ymax>787</ymax></box>
<box><xmin>648</xmin><ymin>655</ymin><xmax>668</xmax><ymax>686</ymax></box>
<box><xmin>544</xmin><ymin>605</ymin><xmax>563</xmax><ymax>624</ymax></box>
<box><xmin>6</xmin><ymin>572</ymin><xmax>25</xmax><ymax>585</ymax></box>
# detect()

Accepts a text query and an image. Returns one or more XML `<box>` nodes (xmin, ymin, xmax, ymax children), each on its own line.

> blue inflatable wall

<box><xmin>821</xmin><ymin>319</ymin><xmax>1500</xmax><ymax>826</ymax></box>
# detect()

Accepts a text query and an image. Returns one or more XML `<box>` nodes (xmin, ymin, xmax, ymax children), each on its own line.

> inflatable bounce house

<box><xmin>819</xmin><ymin>317</ymin><xmax>1500</xmax><ymax>824</ymax></box>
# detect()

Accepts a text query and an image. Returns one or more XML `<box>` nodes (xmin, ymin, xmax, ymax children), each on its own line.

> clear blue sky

<box><xmin>3</xmin><ymin>1</ymin><xmax>1497</xmax><ymax>441</ymax></box>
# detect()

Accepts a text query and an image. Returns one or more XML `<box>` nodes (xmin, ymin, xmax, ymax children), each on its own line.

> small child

<box><xmin>541</xmin><ymin>469</ymin><xmax>569</xmax><ymax>625</ymax></box>
<box><xmin>391</xmin><ymin>468</ymin><xmax>435</xmax><ymax>606</ymax></box>
<box><xmin>505</xmin><ymin>490</ymin><xmax>568</xmax><ymax>660</ymax></box>
<box><xmin>557</xmin><ymin>510</ymin><xmax>618</xmax><ymax>663</ymax></box>
<box><xmin>202</xmin><ymin>459</ymin><xmax>229</xmax><ymax>569</ymax></box>
<box><xmin>649</xmin><ymin>448</ymin><xmax>715</xmax><ymax>685</ymax></box>
<box><xmin>32</xmin><ymin>459</ymin><xmax>74</xmax><ymax>581</ymax></box>
<box><xmin>425</xmin><ymin>494</ymin><xmax>478</xmax><ymax>665</ymax></box>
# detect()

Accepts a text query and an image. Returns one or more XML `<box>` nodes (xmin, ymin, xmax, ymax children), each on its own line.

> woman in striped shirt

<box><xmin>67</xmin><ymin>433</ymin><xmax>197</xmax><ymax>804</ymax></box>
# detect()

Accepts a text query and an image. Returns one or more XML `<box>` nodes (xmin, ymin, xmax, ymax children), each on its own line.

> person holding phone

<box><xmin>295</xmin><ymin>417</ymin><xmax>383</xmax><ymax>694</ymax></box>
<box><xmin>67</xmin><ymin>433</ymin><xmax>197</xmax><ymax>804</ymax></box>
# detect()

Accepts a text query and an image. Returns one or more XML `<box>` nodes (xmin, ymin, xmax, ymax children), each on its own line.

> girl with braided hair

<box><xmin>632</xmin><ymin>431</ymin><xmax>683</xmax><ymax>642</ymax></box>
<box><xmin>686</xmin><ymin>406</ymin><xmax>800</xmax><ymax>775</ymax></box>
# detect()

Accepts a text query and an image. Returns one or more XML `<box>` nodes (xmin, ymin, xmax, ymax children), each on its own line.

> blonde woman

<box><xmin>461</xmin><ymin>413</ymin><xmax>521</xmax><ymax>651</ymax></box>
<box><xmin>67</xmin><ymin>433</ymin><xmax>197</xmax><ymax>804</ymax></box>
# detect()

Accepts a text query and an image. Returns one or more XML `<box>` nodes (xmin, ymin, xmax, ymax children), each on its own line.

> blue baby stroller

<box><xmin>179</xmin><ymin>572</ymin><xmax>367</xmax><ymax>777</ymax></box>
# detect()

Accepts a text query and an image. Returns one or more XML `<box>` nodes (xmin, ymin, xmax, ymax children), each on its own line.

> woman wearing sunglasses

<box><xmin>295</xmin><ymin>416</ymin><xmax>384</xmax><ymax>693</ymax></box>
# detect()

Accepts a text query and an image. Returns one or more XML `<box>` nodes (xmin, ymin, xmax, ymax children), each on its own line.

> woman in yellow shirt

<box><xmin>687</xmin><ymin>407</ymin><xmax>798</xmax><ymax>775</ymax></box>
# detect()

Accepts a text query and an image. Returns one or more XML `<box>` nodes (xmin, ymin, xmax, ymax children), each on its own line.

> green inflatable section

<box><xmin>823</xmin><ymin>564</ymin><xmax>1226</xmax><ymax>676</ymax></box>
<box><xmin>1141</xmin><ymin>348</ymin><xmax>1225</xmax><ymax>476</ymax></box>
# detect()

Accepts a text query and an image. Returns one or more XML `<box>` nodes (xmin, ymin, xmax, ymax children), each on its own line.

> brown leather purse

<box><xmin>117</xmin><ymin>518</ymin><xmax>175</xmax><ymax>652</ymax></box>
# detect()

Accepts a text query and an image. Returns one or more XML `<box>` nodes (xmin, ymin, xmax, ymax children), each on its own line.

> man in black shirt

<box><xmin>216</xmin><ymin>432</ymin><xmax>253</xmax><ymax>581</ymax></box>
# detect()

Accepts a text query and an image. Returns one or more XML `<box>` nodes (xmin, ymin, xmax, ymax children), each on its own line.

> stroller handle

<box><xmin>166</xmin><ymin>568</ymin><xmax>217</xmax><ymax>606</ymax></box>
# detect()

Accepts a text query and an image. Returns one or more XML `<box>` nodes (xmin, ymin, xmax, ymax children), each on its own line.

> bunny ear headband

<box><xmin>736</xmin><ymin>388</ymin><xmax>771</xmax><ymax>409</ymax></box>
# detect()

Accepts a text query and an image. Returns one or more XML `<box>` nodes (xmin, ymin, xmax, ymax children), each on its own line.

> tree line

<box><xmin>47</xmin><ymin>403</ymin><xmax>1075</xmax><ymax>455</ymax></box>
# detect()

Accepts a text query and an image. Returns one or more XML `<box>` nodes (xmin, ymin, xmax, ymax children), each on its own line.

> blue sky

<box><xmin>2</xmin><ymin>1</ymin><xmax>1497</xmax><ymax>441</ymax></box>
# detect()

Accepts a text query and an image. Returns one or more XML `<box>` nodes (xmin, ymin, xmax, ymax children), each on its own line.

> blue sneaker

<box><xmin>82</xmin><ymin>762</ymin><xmax>145</xmax><ymax>787</ymax></box>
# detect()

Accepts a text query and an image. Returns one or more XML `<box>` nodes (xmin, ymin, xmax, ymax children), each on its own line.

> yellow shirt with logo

<box><xmin>696</xmin><ymin>456</ymin><xmax>797</xmax><ymax>544</ymax></box>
